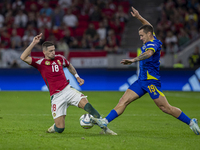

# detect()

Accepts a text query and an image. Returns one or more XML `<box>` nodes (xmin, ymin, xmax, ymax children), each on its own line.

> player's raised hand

<box><xmin>32</xmin><ymin>33</ymin><xmax>42</xmax><ymax>45</ymax></box>
<box><xmin>131</xmin><ymin>7</ymin><xmax>140</xmax><ymax>18</ymax></box>
<box><xmin>120</xmin><ymin>59</ymin><xmax>135</xmax><ymax>65</ymax></box>
<box><xmin>77</xmin><ymin>77</ymin><xmax>84</xmax><ymax>86</ymax></box>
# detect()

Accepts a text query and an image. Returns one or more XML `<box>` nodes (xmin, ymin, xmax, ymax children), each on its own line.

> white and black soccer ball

<box><xmin>79</xmin><ymin>114</ymin><xmax>94</xmax><ymax>129</ymax></box>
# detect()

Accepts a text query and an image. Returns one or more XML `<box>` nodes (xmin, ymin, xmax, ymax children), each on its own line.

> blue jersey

<box><xmin>139</xmin><ymin>35</ymin><xmax>162</xmax><ymax>81</ymax></box>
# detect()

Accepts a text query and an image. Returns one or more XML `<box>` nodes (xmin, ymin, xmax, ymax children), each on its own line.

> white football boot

<box><xmin>47</xmin><ymin>123</ymin><xmax>55</xmax><ymax>133</ymax></box>
<box><xmin>100</xmin><ymin>127</ymin><xmax>117</xmax><ymax>135</ymax></box>
<box><xmin>90</xmin><ymin>117</ymin><xmax>117</xmax><ymax>135</ymax></box>
<box><xmin>189</xmin><ymin>118</ymin><xmax>200</xmax><ymax>135</ymax></box>
<box><xmin>90</xmin><ymin>117</ymin><xmax>108</xmax><ymax>129</ymax></box>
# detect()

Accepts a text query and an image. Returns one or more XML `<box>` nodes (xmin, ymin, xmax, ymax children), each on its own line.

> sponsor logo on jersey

<box><xmin>52</xmin><ymin>62</ymin><xmax>56</xmax><ymax>65</ymax></box>
<box><xmin>57</xmin><ymin>60</ymin><xmax>61</xmax><ymax>66</ymax></box>
<box><xmin>45</xmin><ymin>61</ymin><xmax>50</xmax><ymax>65</ymax></box>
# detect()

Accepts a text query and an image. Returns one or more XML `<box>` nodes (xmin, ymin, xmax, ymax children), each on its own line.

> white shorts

<box><xmin>51</xmin><ymin>84</ymin><xmax>87</xmax><ymax>119</ymax></box>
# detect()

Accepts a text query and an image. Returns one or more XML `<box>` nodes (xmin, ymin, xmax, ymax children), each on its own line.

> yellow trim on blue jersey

<box><xmin>137</xmin><ymin>48</ymin><xmax>141</xmax><ymax>57</ymax></box>
<box><xmin>147</xmin><ymin>71</ymin><xmax>158</xmax><ymax>80</ymax></box>
<box><xmin>154</xmin><ymin>86</ymin><xmax>165</xmax><ymax>97</ymax></box>
<box><xmin>145</xmin><ymin>47</ymin><xmax>155</xmax><ymax>52</ymax></box>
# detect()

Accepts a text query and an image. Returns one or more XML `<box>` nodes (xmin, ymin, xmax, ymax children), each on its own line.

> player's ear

<box><xmin>42</xmin><ymin>47</ymin><xmax>46</xmax><ymax>53</ymax></box>
<box><xmin>43</xmin><ymin>48</ymin><xmax>46</xmax><ymax>55</ymax></box>
<box><xmin>147</xmin><ymin>31</ymin><xmax>151</xmax><ymax>37</ymax></box>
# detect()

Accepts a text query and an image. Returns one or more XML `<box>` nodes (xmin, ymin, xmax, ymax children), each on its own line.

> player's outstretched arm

<box><xmin>67</xmin><ymin>64</ymin><xmax>84</xmax><ymax>86</ymax></box>
<box><xmin>20</xmin><ymin>33</ymin><xmax>42</xmax><ymax>64</ymax></box>
<box><xmin>121</xmin><ymin>49</ymin><xmax>154</xmax><ymax>65</ymax></box>
<box><xmin>131</xmin><ymin>7</ymin><xmax>152</xmax><ymax>27</ymax></box>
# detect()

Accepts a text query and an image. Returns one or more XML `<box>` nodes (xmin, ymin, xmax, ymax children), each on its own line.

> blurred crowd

<box><xmin>1</xmin><ymin>0</ymin><xmax>200</xmax><ymax>68</ymax></box>
<box><xmin>0</xmin><ymin>0</ymin><xmax>129</xmax><ymax>50</ymax></box>
<box><xmin>0</xmin><ymin>0</ymin><xmax>130</xmax><ymax>67</ymax></box>
<box><xmin>156</xmin><ymin>0</ymin><xmax>200</xmax><ymax>55</ymax></box>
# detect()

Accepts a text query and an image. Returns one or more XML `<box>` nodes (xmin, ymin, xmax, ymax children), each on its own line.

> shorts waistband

<box><xmin>50</xmin><ymin>84</ymin><xmax>71</xmax><ymax>101</ymax></box>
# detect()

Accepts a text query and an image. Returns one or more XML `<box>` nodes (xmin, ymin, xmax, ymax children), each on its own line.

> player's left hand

<box><xmin>120</xmin><ymin>59</ymin><xmax>135</xmax><ymax>65</ymax></box>
<box><xmin>131</xmin><ymin>7</ymin><xmax>140</xmax><ymax>18</ymax></box>
<box><xmin>77</xmin><ymin>77</ymin><xmax>84</xmax><ymax>86</ymax></box>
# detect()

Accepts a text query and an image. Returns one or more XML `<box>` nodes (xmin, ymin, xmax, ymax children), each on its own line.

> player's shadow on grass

<box><xmin>123</xmin><ymin>130</ymin><xmax>171</xmax><ymax>139</ymax></box>
<box><xmin>45</xmin><ymin>131</ymin><xmax>104</xmax><ymax>137</ymax></box>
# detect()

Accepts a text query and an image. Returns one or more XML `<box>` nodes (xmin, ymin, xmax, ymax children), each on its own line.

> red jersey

<box><xmin>30</xmin><ymin>55</ymin><xmax>70</xmax><ymax>96</ymax></box>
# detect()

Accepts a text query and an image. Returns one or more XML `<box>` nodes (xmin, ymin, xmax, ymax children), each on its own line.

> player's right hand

<box><xmin>120</xmin><ymin>59</ymin><xmax>135</xmax><ymax>65</ymax></box>
<box><xmin>32</xmin><ymin>33</ymin><xmax>42</xmax><ymax>45</ymax></box>
<box><xmin>77</xmin><ymin>77</ymin><xmax>84</xmax><ymax>86</ymax></box>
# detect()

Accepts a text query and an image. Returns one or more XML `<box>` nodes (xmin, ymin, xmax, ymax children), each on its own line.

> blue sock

<box><xmin>177</xmin><ymin>112</ymin><xmax>191</xmax><ymax>125</ymax></box>
<box><xmin>105</xmin><ymin>109</ymin><xmax>119</xmax><ymax>122</ymax></box>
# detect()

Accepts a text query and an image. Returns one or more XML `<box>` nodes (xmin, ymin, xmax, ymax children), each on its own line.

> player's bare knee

<box><xmin>119</xmin><ymin>97</ymin><xmax>129</xmax><ymax>107</ymax></box>
<box><xmin>159</xmin><ymin>106</ymin><xmax>170</xmax><ymax>114</ymax></box>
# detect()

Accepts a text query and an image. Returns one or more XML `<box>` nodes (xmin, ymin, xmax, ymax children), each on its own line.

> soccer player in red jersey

<box><xmin>20</xmin><ymin>33</ymin><xmax>117</xmax><ymax>135</ymax></box>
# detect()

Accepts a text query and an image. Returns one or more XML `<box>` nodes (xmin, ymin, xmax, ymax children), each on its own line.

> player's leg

<box><xmin>106</xmin><ymin>89</ymin><xmax>140</xmax><ymax>121</ymax></box>
<box><xmin>90</xmin><ymin>80</ymin><xmax>146</xmax><ymax>128</ymax></box>
<box><xmin>103</xmin><ymin>80</ymin><xmax>146</xmax><ymax>124</ymax></box>
<box><xmin>143</xmin><ymin>80</ymin><xmax>200</xmax><ymax>134</ymax></box>
<box><xmin>48</xmin><ymin>115</ymin><xmax>66</xmax><ymax>133</ymax></box>
<box><xmin>67</xmin><ymin>86</ymin><xmax>101</xmax><ymax>118</ymax></box>
<box><xmin>78</xmin><ymin>97</ymin><xmax>101</xmax><ymax>118</ymax></box>
<box><xmin>47</xmin><ymin>90</ymin><xmax>68</xmax><ymax>133</ymax></box>
<box><xmin>54</xmin><ymin>115</ymin><xmax>66</xmax><ymax>129</ymax></box>
<box><xmin>90</xmin><ymin>90</ymin><xmax>140</xmax><ymax>129</ymax></box>
<box><xmin>154</xmin><ymin>95</ymin><xmax>200</xmax><ymax>135</ymax></box>
<box><xmin>147</xmin><ymin>80</ymin><xmax>200</xmax><ymax>135</ymax></box>
<box><xmin>72</xmin><ymin>89</ymin><xmax>117</xmax><ymax>135</ymax></box>
<box><xmin>146</xmin><ymin>81</ymin><xmax>191</xmax><ymax>123</ymax></box>
<box><xmin>154</xmin><ymin>95</ymin><xmax>183</xmax><ymax>118</ymax></box>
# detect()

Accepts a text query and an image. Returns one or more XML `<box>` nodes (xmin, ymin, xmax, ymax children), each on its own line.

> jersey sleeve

<box><xmin>30</xmin><ymin>57</ymin><xmax>42</xmax><ymax>68</ymax></box>
<box><xmin>145</xmin><ymin>42</ymin><xmax>158</xmax><ymax>52</ymax></box>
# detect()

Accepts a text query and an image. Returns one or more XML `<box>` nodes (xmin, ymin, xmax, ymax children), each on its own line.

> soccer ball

<box><xmin>79</xmin><ymin>114</ymin><xmax>94</xmax><ymax>129</ymax></box>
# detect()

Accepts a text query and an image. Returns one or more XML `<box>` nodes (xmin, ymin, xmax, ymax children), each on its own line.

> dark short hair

<box><xmin>42</xmin><ymin>41</ymin><xmax>54</xmax><ymax>50</ymax></box>
<box><xmin>138</xmin><ymin>25</ymin><xmax>154</xmax><ymax>35</ymax></box>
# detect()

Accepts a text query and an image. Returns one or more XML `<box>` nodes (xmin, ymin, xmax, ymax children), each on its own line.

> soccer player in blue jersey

<box><xmin>91</xmin><ymin>7</ymin><xmax>200</xmax><ymax>135</ymax></box>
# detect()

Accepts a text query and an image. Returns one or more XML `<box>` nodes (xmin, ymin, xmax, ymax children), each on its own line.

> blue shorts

<box><xmin>129</xmin><ymin>79</ymin><xmax>165</xmax><ymax>99</ymax></box>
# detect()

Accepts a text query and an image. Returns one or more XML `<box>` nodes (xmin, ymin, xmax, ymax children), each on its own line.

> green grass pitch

<box><xmin>0</xmin><ymin>91</ymin><xmax>200</xmax><ymax>150</ymax></box>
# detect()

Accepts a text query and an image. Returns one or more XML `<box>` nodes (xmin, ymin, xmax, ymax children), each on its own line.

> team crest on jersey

<box><xmin>45</xmin><ymin>61</ymin><xmax>50</xmax><ymax>65</ymax></box>
<box><xmin>142</xmin><ymin>45</ymin><xmax>146</xmax><ymax>50</ymax></box>
<box><xmin>53</xmin><ymin>113</ymin><xmax>56</xmax><ymax>117</ymax></box>
<box><xmin>57</xmin><ymin>60</ymin><xmax>61</xmax><ymax>66</ymax></box>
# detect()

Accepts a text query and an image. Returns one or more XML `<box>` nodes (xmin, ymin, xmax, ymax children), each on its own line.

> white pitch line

<box><xmin>1</xmin><ymin>113</ymin><xmax>162</xmax><ymax>117</ymax></box>
<box><xmin>1</xmin><ymin>114</ymin><xmax>50</xmax><ymax>116</ymax></box>
<box><xmin>164</xmin><ymin>93</ymin><xmax>200</xmax><ymax>99</ymax></box>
